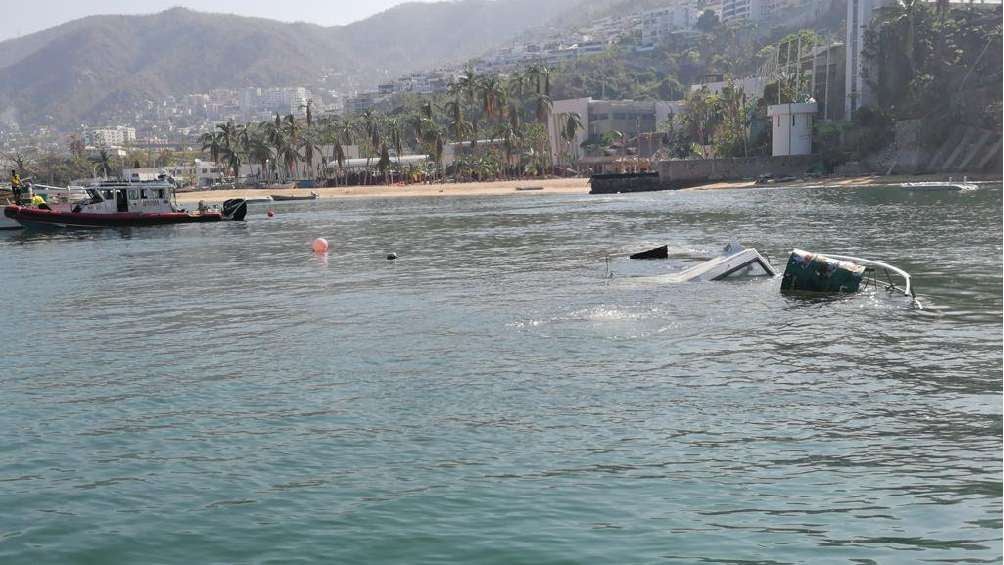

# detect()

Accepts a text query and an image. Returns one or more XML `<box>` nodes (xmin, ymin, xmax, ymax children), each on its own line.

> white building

<box><xmin>721</xmin><ymin>0</ymin><xmax>810</xmax><ymax>23</ymax></box>
<box><xmin>844</xmin><ymin>0</ymin><xmax>893</xmax><ymax>119</ymax></box>
<box><xmin>547</xmin><ymin>98</ymin><xmax>684</xmax><ymax>163</ymax></box>
<box><xmin>192</xmin><ymin>159</ymin><xmax>224</xmax><ymax>187</ymax></box>
<box><xmin>690</xmin><ymin>76</ymin><xmax>769</xmax><ymax>98</ymax></box>
<box><xmin>85</xmin><ymin>126</ymin><xmax>137</xmax><ymax>147</ymax></box>
<box><xmin>768</xmin><ymin>102</ymin><xmax>817</xmax><ymax>156</ymax></box>
<box><xmin>260</xmin><ymin>87</ymin><xmax>310</xmax><ymax>116</ymax></box>
<box><xmin>640</xmin><ymin>6</ymin><xmax>697</xmax><ymax>45</ymax></box>
<box><xmin>240</xmin><ymin>87</ymin><xmax>262</xmax><ymax>114</ymax></box>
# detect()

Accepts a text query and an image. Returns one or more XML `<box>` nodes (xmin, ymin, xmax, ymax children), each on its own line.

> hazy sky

<box><xmin>3</xmin><ymin>0</ymin><xmax>434</xmax><ymax>41</ymax></box>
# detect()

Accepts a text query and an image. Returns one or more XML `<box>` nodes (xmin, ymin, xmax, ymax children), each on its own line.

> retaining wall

<box><xmin>657</xmin><ymin>155</ymin><xmax>818</xmax><ymax>183</ymax></box>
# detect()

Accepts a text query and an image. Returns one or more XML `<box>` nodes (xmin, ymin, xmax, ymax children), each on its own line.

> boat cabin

<box><xmin>75</xmin><ymin>182</ymin><xmax>178</xmax><ymax>214</ymax></box>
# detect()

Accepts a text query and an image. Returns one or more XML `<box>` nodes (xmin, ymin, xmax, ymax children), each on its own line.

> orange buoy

<box><xmin>312</xmin><ymin>238</ymin><xmax>329</xmax><ymax>253</ymax></box>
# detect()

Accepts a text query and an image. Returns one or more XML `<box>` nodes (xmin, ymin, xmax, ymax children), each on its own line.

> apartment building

<box><xmin>85</xmin><ymin>126</ymin><xmax>137</xmax><ymax>147</ymax></box>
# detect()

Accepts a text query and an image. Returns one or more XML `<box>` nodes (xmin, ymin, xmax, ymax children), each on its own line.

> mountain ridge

<box><xmin>0</xmin><ymin>1</ymin><xmax>584</xmax><ymax>129</ymax></box>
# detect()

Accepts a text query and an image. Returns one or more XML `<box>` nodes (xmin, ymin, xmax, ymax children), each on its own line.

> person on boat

<box><xmin>10</xmin><ymin>169</ymin><xmax>22</xmax><ymax>204</ymax></box>
<box><xmin>29</xmin><ymin>193</ymin><xmax>51</xmax><ymax>210</ymax></box>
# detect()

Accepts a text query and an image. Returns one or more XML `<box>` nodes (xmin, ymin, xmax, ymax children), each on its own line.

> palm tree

<box><xmin>453</xmin><ymin>66</ymin><xmax>481</xmax><ymax>106</ymax></box>
<box><xmin>443</xmin><ymin>99</ymin><xmax>471</xmax><ymax>143</ymax></box>
<box><xmin>480</xmin><ymin>74</ymin><xmax>506</xmax><ymax>123</ymax></box>
<box><xmin>386</xmin><ymin>117</ymin><xmax>405</xmax><ymax>163</ymax></box>
<box><xmin>261</xmin><ymin>114</ymin><xmax>286</xmax><ymax>180</ymax></box>
<box><xmin>559</xmin><ymin>112</ymin><xmax>584</xmax><ymax>168</ymax></box>
<box><xmin>299</xmin><ymin>129</ymin><xmax>321</xmax><ymax>181</ymax></box>
<box><xmin>94</xmin><ymin>149</ymin><xmax>113</xmax><ymax>178</ymax></box>
<box><xmin>333</xmin><ymin>118</ymin><xmax>355</xmax><ymax>186</ymax></box>
<box><xmin>199</xmin><ymin>130</ymin><xmax>223</xmax><ymax>165</ymax></box>
<box><xmin>531</xmin><ymin>92</ymin><xmax>553</xmax><ymax>173</ymax></box>
<box><xmin>277</xmin><ymin>138</ymin><xmax>302</xmax><ymax>181</ymax></box>
<box><xmin>377</xmin><ymin>143</ymin><xmax>392</xmax><ymax>184</ymax></box>
<box><xmin>526</xmin><ymin>64</ymin><xmax>551</xmax><ymax>98</ymax></box>
<box><xmin>358</xmin><ymin>110</ymin><xmax>382</xmax><ymax>184</ymax></box>
<box><xmin>245</xmin><ymin>131</ymin><xmax>272</xmax><ymax>183</ymax></box>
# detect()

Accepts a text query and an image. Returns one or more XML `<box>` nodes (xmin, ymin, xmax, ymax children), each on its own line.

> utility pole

<box><xmin>823</xmin><ymin>39</ymin><xmax>831</xmax><ymax>120</ymax></box>
<box><xmin>795</xmin><ymin>33</ymin><xmax>802</xmax><ymax>101</ymax></box>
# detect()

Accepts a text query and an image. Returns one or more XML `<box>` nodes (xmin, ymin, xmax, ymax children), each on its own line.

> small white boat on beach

<box><xmin>243</xmin><ymin>195</ymin><xmax>274</xmax><ymax>205</ymax></box>
<box><xmin>899</xmin><ymin>181</ymin><xmax>978</xmax><ymax>192</ymax></box>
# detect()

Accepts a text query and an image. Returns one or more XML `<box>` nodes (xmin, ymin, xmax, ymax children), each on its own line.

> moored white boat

<box><xmin>899</xmin><ymin>181</ymin><xmax>978</xmax><ymax>192</ymax></box>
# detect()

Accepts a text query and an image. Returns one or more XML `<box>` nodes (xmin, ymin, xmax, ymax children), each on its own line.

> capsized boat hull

<box><xmin>4</xmin><ymin>205</ymin><xmax>225</xmax><ymax>228</ymax></box>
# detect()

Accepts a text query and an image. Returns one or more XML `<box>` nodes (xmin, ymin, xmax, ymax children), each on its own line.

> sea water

<box><xmin>1</xmin><ymin>185</ymin><xmax>1001</xmax><ymax>563</ymax></box>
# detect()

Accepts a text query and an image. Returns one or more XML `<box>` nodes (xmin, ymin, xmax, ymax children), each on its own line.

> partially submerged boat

<box><xmin>780</xmin><ymin>249</ymin><xmax>918</xmax><ymax>305</ymax></box>
<box><xmin>4</xmin><ymin>181</ymin><xmax>247</xmax><ymax>229</ymax></box>
<box><xmin>663</xmin><ymin>243</ymin><xmax>777</xmax><ymax>282</ymax></box>
<box><xmin>629</xmin><ymin>242</ymin><xmax>778</xmax><ymax>283</ymax></box>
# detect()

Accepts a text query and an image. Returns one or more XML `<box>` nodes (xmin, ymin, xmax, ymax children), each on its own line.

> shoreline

<box><xmin>683</xmin><ymin>172</ymin><xmax>1002</xmax><ymax>191</ymax></box>
<box><xmin>175</xmin><ymin>178</ymin><xmax>590</xmax><ymax>204</ymax></box>
<box><xmin>174</xmin><ymin>173</ymin><xmax>1001</xmax><ymax>204</ymax></box>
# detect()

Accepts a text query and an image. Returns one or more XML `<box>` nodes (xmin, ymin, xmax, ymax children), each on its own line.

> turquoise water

<box><xmin>1</xmin><ymin>185</ymin><xmax>1001</xmax><ymax>563</ymax></box>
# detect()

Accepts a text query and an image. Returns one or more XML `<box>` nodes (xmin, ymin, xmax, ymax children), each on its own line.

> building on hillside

<box><xmin>721</xmin><ymin>0</ymin><xmax>817</xmax><ymax>23</ymax></box>
<box><xmin>84</xmin><ymin>146</ymin><xmax>128</xmax><ymax>160</ymax></box>
<box><xmin>721</xmin><ymin>0</ymin><xmax>759</xmax><ymax>22</ymax></box>
<box><xmin>804</xmin><ymin>43</ymin><xmax>846</xmax><ymax>121</ymax></box>
<box><xmin>546</xmin><ymin>98</ymin><xmax>684</xmax><ymax>164</ymax></box>
<box><xmin>640</xmin><ymin>5</ymin><xmax>697</xmax><ymax>46</ymax></box>
<box><xmin>85</xmin><ymin>126</ymin><xmax>137</xmax><ymax>147</ymax></box>
<box><xmin>260</xmin><ymin>87</ymin><xmax>310</xmax><ymax>116</ymax></box>
<box><xmin>120</xmin><ymin>162</ymin><xmax>224</xmax><ymax>187</ymax></box>
<box><xmin>240</xmin><ymin>87</ymin><xmax>263</xmax><ymax>114</ymax></box>
<box><xmin>844</xmin><ymin>0</ymin><xmax>892</xmax><ymax>119</ymax></box>
<box><xmin>349</xmin><ymin>91</ymin><xmax>386</xmax><ymax>114</ymax></box>
<box><xmin>121</xmin><ymin>168</ymin><xmax>168</xmax><ymax>182</ymax></box>
<box><xmin>690</xmin><ymin>76</ymin><xmax>769</xmax><ymax>99</ymax></box>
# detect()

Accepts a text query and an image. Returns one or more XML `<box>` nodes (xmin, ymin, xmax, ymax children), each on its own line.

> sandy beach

<box><xmin>175</xmin><ymin>178</ymin><xmax>591</xmax><ymax>204</ymax></box>
<box><xmin>174</xmin><ymin>173</ymin><xmax>1001</xmax><ymax>204</ymax></box>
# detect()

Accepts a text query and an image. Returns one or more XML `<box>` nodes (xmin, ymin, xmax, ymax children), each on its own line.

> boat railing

<box><xmin>820</xmin><ymin>254</ymin><xmax>916</xmax><ymax>303</ymax></box>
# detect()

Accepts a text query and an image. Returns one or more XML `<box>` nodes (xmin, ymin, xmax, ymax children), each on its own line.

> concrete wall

<box><xmin>658</xmin><ymin>155</ymin><xmax>818</xmax><ymax>183</ymax></box>
<box><xmin>590</xmin><ymin>172</ymin><xmax>667</xmax><ymax>194</ymax></box>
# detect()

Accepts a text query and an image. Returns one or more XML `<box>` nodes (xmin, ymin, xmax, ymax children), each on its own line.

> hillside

<box><xmin>0</xmin><ymin>0</ymin><xmax>583</xmax><ymax>129</ymax></box>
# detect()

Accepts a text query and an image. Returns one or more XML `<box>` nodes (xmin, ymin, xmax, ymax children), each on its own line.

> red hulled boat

<box><xmin>3</xmin><ymin>180</ymin><xmax>246</xmax><ymax>229</ymax></box>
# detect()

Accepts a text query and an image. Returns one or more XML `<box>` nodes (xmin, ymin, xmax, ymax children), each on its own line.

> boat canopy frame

<box><xmin>820</xmin><ymin>253</ymin><xmax>919</xmax><ymax>306</ymax></box>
